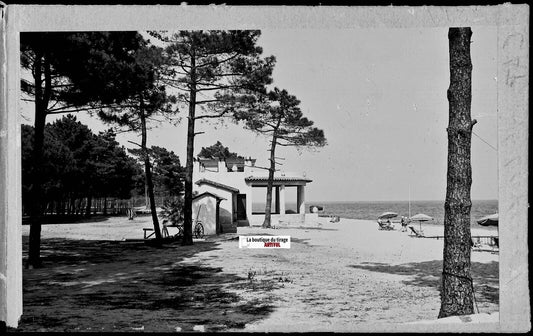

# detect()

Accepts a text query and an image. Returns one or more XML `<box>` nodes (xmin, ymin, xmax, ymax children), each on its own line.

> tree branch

<box><xmin>248</xmin><ymin>165</ymin><xmax>280</xmax><ymax>172</ymax></box>
<box><xmin>250</xmin><ymin>127</ymin><xmax>275</xmax><ymax>134</ymax></box>
<box><xmin>47</xmin><ymin>104</ymin><xmax>140</xmax><ymax>115</ymax></box>
<box><xmin>128</xmin><ymin>140</ymin><xmax>142</xmax><ymax>148</ymax></box>
<box><xmin>166</xmin><ymin>70</ymin><xmax>189</xmax><ymax>77</ymax></box>
<box><xmin>49</xmin><ymin>83</ymin><xmax>75</xmax><ymax>88</ymax></box>
<box><xmin>196</xmin><ymin>99</ymin><xmax>221</xmax><ymax>104</ymax></box>
<box><xmin>275</xmin><ymin>141</ymin><xmax>298</xmax><ymax>147</ymax></box>
<box><xmin>196</xmin><ymin>52</ymin><xmax>239</xmax><ymax>68</ymax></box>
<box><xmin>165</xmin><ymin>83</ymin><xmax>190</xmax><ymax>92</ymax></box>
<box><xmin>211</xmin><ymin>73</ymin><xmax>244</xmax><ymax>77</ymax></box>
<box><xmin>195</xmin><ymin>85</ymin><xmax>235</xmax><ymax>92</ymax></box>
<box><xmin>178</xmin><ymin>57</ymin><xmax>191</xmax><ymax>75</ymax></box>
<box><xmin>194</xmin><ymin>111</ymin><xmax>230</xmax><ymax>120</ymax></box>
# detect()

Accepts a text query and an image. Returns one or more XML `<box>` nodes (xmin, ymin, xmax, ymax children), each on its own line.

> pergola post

<box><xmin>279</xmin><ymin>185</ymin><xmax>286</xmax><ymax>215</ymax></box>
<box><xmin>297</xmin><ymin>185</ymin><xmax>305</xmax><ymax>215</ymax></box>
<box><xmin>275</xmin><ymin>186</ymin><xmax>280</xmax><ymax>214</ymax></box>
<box><xmin>246</xmin><ymin>185</ymin><xmax>253</xmax><ymax>222</ymax></box>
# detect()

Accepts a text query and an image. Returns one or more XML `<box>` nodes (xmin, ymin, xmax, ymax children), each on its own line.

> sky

<box><xmin>21</xmin><ymin>27</ymin><xmax>499</xmax><ymax>202</ymax></box>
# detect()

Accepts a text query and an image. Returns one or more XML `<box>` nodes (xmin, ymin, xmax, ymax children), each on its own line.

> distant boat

<box><xmin>477</xmin><ymin>213</ymin><xmax>498</xmax><ymax>226</ymax></box>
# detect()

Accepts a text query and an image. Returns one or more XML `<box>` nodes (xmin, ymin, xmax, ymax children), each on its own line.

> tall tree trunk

<box><xmin>183</xmin><ymin>51</ymin><xmax>196</xmax><ymax>246</ymax></box>
<box><xmin>439</xmin><ymin>27</ymin><xmax>477</xmax><ymax>318</ymax></box>
<box><xmin>263</xmin><ymin>136</ymin><xmax>278</xmax><ymax>228</ymax></box>
<box><xmin>140</xmin><ymin>100</ymin><xmax>163</xmax><ymax>244</ymax></box>
<box><xmin>95</xmin><ymin>197</ymin><xmax>99</xmax><ymax>215</ymax></box>
<box><xmin>263</xmin><ymin>116</ymin><xmax>282</xmax><ymax>228</ymax></box>
<box><xmin>85</xmin><ymin>193</ymin><xmax>92</xmax><ymax>217</ymax></box>
<box><xmin>69</xmin><ymin>196</ymin><xmax>75</xmax><ymax>215</ymax></box>
<box><xmin>75</xmin><ymin>198</ymin><xmax>83</xmax><ymax>215</ymax></box>
<box><xmin>145</xmin><ymin>182</ymin><xmax>149</xmax><ymax>210</ymax></box>
<box><xmin>27</xmin><ymin>50</ymin><xmax>50</xmax><ymax>268</ymax></box>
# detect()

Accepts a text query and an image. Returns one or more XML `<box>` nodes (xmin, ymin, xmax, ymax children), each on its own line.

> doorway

<box><xmin>236</xmin><ymin>194</ymin><xmax>247</xmax><ymax>220</ymax></box>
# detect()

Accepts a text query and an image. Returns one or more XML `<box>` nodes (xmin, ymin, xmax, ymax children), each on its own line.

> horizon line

<box><xmin>306</xmin><ymin>199</ymin><xmax>499</xmax><ymax>203</ymax></box>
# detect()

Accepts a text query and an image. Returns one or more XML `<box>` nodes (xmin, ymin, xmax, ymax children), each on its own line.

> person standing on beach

<box><xmin>400</xmin><ymin>216</ymin><xmax>408</xmax><ymax>232</ymax></box>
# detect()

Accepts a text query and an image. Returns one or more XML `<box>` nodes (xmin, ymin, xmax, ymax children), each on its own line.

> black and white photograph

<box><xmin>0</xmin><ymin>4</ymin><xmax>529</xmax><ymax>333</ymax></box>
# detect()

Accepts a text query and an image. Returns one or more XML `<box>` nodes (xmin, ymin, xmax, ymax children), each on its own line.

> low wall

<box><xmin>249</xmin><ymin>213</ymin><xmax>306</xmax><ymax>227</ymax></box>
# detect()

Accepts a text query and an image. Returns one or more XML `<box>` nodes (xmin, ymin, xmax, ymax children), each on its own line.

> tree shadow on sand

<box><xmin>348</xmin><ymin>260</ymin><xmax>499</xmax><ymax>305</ymax></box>
<box><xmin>22</xmin><ymin>215</ymin><xmax>116</xmax><ymax>225</ymax></box>
<box><xmin>290</xmin><ymin>237</ymin><xmax>312</xmax><ymax>246</ymax></box>
<box><xmin>16</xmin><ymin>237</ymin><xmax>276</xmax><ymax>332</ymax></box>
<box><xmin>297</xmin><ymin>226</ymin><xmax>338</xmax><ymax>231</ymax></box>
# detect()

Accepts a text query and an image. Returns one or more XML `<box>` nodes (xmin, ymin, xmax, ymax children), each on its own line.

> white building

<box><xmin>191</xmin><ymin>156</ymin><xmax>312</xmax><ymax>232</ymax></box>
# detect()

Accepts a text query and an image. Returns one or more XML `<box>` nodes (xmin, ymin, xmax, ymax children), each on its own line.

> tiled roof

<box><xmin>245</xmin><ymin>175</ymin><xmax>312</xmax><ymax>183</ymax></box>
<box><xmin>195</xmin><ymin>178</ymin><xmax>240</xmax><ymax>193</ymax></box>
<box><xmin>193</xmin><ymin>191</ymin><xmax>226</xmax><ymax>201</ymax></box>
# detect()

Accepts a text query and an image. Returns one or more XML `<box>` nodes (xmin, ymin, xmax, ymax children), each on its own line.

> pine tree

<box><xmin>21</xmin><ymin>32</ymin><xmax>157</xmax><ymax>267</ymax></box>
<box><xmin>98</xmin><ymin>45</ymin><xmax>177</xmax><ymax>245</ymax></box>
<box><xmin>198</xmin><ymin>141</ymin><xmax>244</xmax><ymax>160</ymax></box>
<box><xmin>233</xmin><ymin>88</ymin><xmax>326</xmax><ymax>228</ymax></box>
<box><xmin>439</xmin><ymin>27</ymin><xmax>478</xmax><ymax>318</ymax></box>
<box><xmin>150</xmin><ymin>30</ymin><xmax>275</xmax><ymax>244</ymax></box>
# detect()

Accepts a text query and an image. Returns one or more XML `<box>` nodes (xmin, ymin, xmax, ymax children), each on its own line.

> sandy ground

<box><xmin>17</xmin><ymin>215</ymin><xmax>499</xmax><ymax>332</ymax></box>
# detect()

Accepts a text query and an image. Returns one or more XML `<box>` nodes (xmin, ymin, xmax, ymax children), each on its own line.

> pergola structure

<box><xmin>193</xmin><ymin>157</ymin><xmax>314</xmax><ymax>227</ymax></box>
<box><xmin>244</xmin><ymin>174</ymin><xmax>312</xmax><ymax>226</ymax></box>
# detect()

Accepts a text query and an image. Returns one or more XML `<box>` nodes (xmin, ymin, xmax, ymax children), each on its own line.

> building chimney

<box><xmin>218</xmin><ymin>157</ymin><xmax>225</xmax><ymax>172</ymax></box>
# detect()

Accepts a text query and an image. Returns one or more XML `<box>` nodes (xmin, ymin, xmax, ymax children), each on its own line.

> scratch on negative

<box><xmin>503</xmin><ymin>33</ymin><xmax>524</xmax><ymax>49</ymax></box>
<box><xmin>503</xmin><ymin>156</ymin><xmax>519</xmax><ymax>168</ymax></box>
<box><xmin>502</xmin><ymin>269</ymin><xmax>525</xmax><ymax>289</ymax></box>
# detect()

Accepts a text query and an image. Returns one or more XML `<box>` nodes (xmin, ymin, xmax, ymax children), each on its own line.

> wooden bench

<box><xmin>144</xmin><ymin>224</ymin><xmax>181</xmax><ymax>239</ymax></box>
<box><xmin>471</xmin><ymin>235</ymin><xmax>499</xmax><ymax>251</ymax></box>
<box><xmin>143</xmin><ymin>228</ymin><xmax>155</xmax><ymax>239</ymax></box>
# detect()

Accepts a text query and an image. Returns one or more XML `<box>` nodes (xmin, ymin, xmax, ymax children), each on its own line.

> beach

<box><xmin>18</xmin><ymin>215</ymin><xmax>499</xmax><ymax>332</ymax></box>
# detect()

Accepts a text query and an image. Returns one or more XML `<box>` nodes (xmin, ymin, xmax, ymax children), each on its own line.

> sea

<box><xmin>307</xmin><ymin>200</ymin><xmax>498</xmax><ymax>230</ymax></box>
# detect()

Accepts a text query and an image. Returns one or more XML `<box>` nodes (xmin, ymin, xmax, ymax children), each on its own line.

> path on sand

<box><xmin>19</xmin><ymin>216</ymin><xmax>498</xmax><ymax>332</ymax></box>
<box><xmin>179</xmin><ymin>219</ymin><xmax>499</xmax><ymax>332</ymax></box>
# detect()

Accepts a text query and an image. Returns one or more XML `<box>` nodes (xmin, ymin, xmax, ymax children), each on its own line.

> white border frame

<box><xmin>1</xmin><ymin>4</ymin><xmax>529</xmax><ymax>332</ymax></box>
